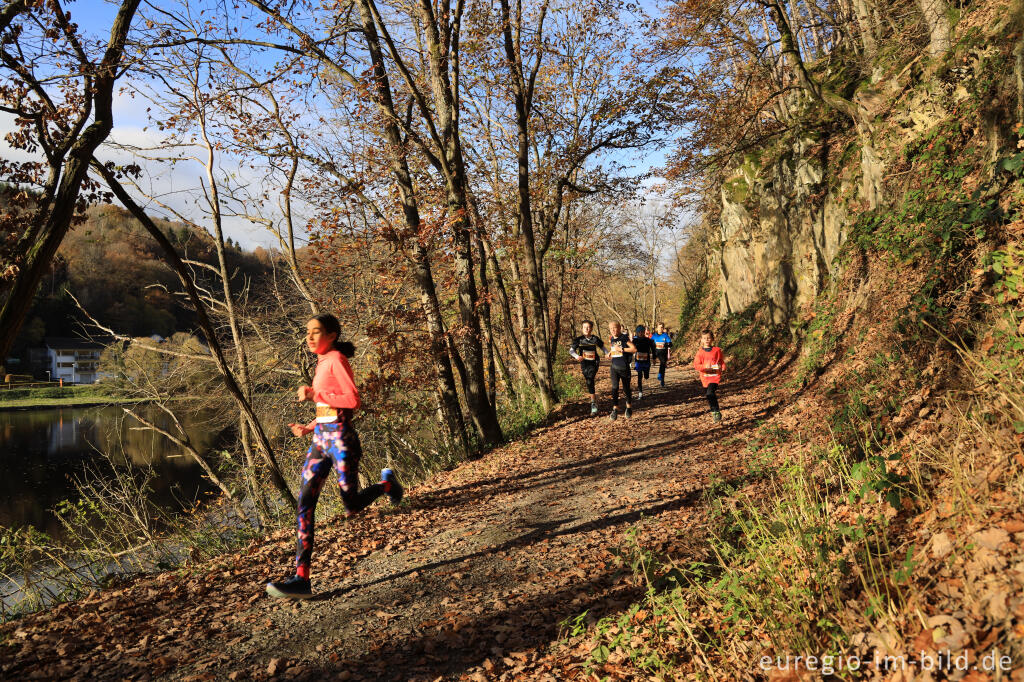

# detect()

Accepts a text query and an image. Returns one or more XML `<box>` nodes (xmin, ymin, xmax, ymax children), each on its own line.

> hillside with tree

<box><xmin>6</xmin><ymin>201</ymin><xmax>280</xmax><ymax>368</ymax></box>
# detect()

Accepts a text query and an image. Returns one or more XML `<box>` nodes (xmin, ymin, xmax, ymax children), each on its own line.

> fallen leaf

<box><xmin>1003</xmin><ymin>519</ymin><xmax>1024</xmax><ymax>533</ymax></box>
<box><xmin>974</xmin><ymin>528</ymin><xmax>1010</xmax><ymax>551</ymax></box>
<box><xmin>931</xmin><ymin>532</ymin><xmax>953</xmax><ymax>559</ymax></box>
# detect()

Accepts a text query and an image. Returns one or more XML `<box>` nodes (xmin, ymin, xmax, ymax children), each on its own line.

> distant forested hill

<box><xmin>9</xmin><ymin>204</ymin><xmax>277</xmax><ymax>359</ymax></box>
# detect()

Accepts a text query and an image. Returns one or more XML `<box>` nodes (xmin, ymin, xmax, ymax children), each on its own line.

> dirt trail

<box><xmin>1</xmin><ymin>362</ymin><xmax>784</xmax><ymax>681</ymax></box>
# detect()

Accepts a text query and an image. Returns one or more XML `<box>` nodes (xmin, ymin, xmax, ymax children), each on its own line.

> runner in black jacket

<box><xmin>569</xmin><ymin>320</ymin><xmax>605</xmax><ymax>416</ymax></box>
<box><xmin>606</xmin><ymin>321</ymin><xmax>637</xmax><ymax>420</ymax></box>
<box><xmin>631</xmin><ymin>325</ymin><xmax>656</xmax><ymax>399</ymax></box>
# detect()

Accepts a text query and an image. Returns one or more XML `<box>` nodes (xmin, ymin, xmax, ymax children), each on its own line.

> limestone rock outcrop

<box><xmin>718</xmin><ymin>137</ymin><xmax>856</xmax><ymax>326</ymax></box>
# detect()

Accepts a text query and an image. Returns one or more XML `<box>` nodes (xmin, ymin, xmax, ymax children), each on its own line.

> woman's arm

<box><xmin>288</xmin><ymin>420</ymin><xmax>315</xmax><ymax>437</ymax></box>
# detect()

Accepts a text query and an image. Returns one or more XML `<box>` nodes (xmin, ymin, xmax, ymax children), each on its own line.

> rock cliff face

<box><xmin>716</xmin><ymin>42</ymin><xmax>1006</xmax><ymax>328</ymax></box>
<box><xmin>718</xmin><ymin>137</ymin><xmax>857</xmax><ymax>327</ymax></box>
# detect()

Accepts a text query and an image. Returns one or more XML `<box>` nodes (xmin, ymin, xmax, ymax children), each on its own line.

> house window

<box><xmin>58</xmin><ymin>362</ymin><xmax>75</xmax><ymax>368</ymax></box>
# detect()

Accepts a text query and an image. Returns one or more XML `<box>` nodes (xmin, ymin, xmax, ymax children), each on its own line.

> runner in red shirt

<box><xmin>693</xmin><ymin>328</ymin><xmax>725</xmax><ymax>423</ymax></box>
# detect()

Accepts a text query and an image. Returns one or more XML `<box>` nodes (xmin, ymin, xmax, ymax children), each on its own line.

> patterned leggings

<box><xmin>295</xmin><ymin>421</ymin><xmax>387</xmax><ymax>579</ymax></box>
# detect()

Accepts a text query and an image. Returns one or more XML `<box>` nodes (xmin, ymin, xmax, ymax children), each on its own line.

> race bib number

<box><xmin>315</xmin><ymin>402</ymin><xmax>339</xmax><ymax>423</ymax></box>
<box><xmin>582</xmin><ymin>350</ymin><xmax>596</xmax><ymax>360</ymax></box>
<box><xmin>609</xmin><ymin>343</ymin><xmax>623</xmax><ymax>358</ymax></box>
<box><xmin>705</xmin><ymin>364</ymin><xmax>720</xmax><ymax>375</ymax></box>
<box><xmin>655</xmin><ymin>342</ymin><xmax>666</xmax><ymax>350</ymax></box>
<box><xmin>635</xmin><ymin>352</ymin><xmax>649</xmax><ymax>361</ymax></box>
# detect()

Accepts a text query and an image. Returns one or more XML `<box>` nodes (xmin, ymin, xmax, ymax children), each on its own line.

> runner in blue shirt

<box><xmin>651</xmin><ymin>322</ymin><xmax>673</xmax><ymax>388</ymax></box>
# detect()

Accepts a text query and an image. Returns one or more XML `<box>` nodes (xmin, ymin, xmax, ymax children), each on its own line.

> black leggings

<box><xmin>704</xmin><ymin>383</ymin><xmax>720</xmax><ymax>413</ymax></box>
<box><xmin>656</xmin><ymin>351</ymin><xmax>668</xmax><ymax>379</ymax></box>
<box><xmin>581</xmin><ymin>363</ymin><xmax>598</xmax><ymax>395</ymax></box>
<box><xmin>610</xmin><ymin>365</ymin><xmax>632</xmax><ymax>408</ymax></box>
<box><xmin>635</xmin><ymin>364</ymin><xmax>649</xmax><ymax>392</ymax></box>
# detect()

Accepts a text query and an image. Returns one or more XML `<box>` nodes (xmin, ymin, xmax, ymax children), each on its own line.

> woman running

<box><xmin>693</xmin><ymin>328</ymin><xmax>726</xmax><ymax>424</ymax></box>
<box><xmin>267</xmin><ymin>313</ymin><xmax>403</xmax><ymax>599</ymax></box>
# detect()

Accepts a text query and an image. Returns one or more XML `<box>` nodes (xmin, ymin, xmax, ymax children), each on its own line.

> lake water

<box><xmin>0</xmin><ymin>404</ymin><xmax>221</xmax><ymax>539</ymax></box>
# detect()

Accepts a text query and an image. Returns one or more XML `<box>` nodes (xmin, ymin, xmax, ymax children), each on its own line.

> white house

<box><xmin>42</xmin><ymin>337</ymin><xmax>107</xmax><ymax>384</ymax></box>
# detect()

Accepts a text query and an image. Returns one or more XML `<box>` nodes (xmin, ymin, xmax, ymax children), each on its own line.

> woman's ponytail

<box><xmin>311</xmin><ymin>313</ymin><xmax>355</xmax><ymax>358</ymax></box>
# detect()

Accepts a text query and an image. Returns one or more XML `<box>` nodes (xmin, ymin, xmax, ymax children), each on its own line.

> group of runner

<box><xmin>267</xmin><ymin>312</ymin><xmax>726</xmax><ymax>600</ymax></box>
<box><xmin>569</xmin><ymin>320</ymin><xmax>725</xmax><ymax>423</ymax></box>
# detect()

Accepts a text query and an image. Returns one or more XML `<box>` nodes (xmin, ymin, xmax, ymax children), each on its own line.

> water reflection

<box><xmin>0</xmin><ymin>404</ymin><xmax>222</xmax><ymax>539</ymax></box>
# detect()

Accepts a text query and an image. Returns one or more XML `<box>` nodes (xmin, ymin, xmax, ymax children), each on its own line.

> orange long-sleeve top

<box><xmin>304</xmin><ymin>349</ymin><xmax>360</xmax><ymax>430</ymax></box>
<box><xmin>693</xmin><ymin>346</ymin><xmax>725</xmax><ymax>387</ymax></box>
<box><xmin>313</xmin><ymin>349</ymin><xmax>360</xmax><ymax>409</ymax></box>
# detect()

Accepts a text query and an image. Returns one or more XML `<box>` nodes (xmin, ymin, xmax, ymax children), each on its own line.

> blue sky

<box><xmin>13</xmin><ymin>0</ymin><xmax>683</xmax><ymax>251</ymax></box>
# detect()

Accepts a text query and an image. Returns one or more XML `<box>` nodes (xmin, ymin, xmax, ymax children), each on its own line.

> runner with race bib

<box><xmin>632</xmin><ymin>325</ymin><xmax>655</xmax><ymax>399</ymax></box>
<box><xmin>651</xmin><ymin>322</ymin><xmax>672</xmax><ymax>388</ymax></box>
<box><xmin>607</xmin><ymin>321</ymin><xmax>637</xmax><ymax>420</ymax></box>
<box><xmin>569</xmin><ymin>320</ymin><xmax>605</xmax><ymax>416</ymax></box>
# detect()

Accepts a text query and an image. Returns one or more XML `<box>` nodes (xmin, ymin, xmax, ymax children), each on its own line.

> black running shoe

<box><xmin>381</xmin><ymin>468</ymin><xmax>404</xmax><ymax>504</ymax></box>
<box><xmin>609</xmin><ymin>409</ymin><xmax>618</xmax><ymax>421</ymax></box>
<box><xmin>266</xmin><ymin>576</ymin><xmax>312</xmax><ymax>599</ymax></box>
<box><xmin>625</xmin><ymin>406</ymin><xmax>632</xmax><ymax>419</ymax></box>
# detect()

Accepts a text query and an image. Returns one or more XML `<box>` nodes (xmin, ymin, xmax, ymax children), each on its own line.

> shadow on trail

<box><xmin>413</xmin><ymin>362</ymin><xmax>789</xmax><ymax>516</ymax></box>
<box><xmin>411</xmin><ymin>430</ymin><xmax>701</xmax><ymax>515</ymax></box>
<box><xmin>347</xmin><ymin>487</ymin><xmax>703</xmax><ymax>599</ymax></box>
<box><xmin>301</xmin><ymin>484</ymin><xmax>718</xmax><ymax>681</ymax></box>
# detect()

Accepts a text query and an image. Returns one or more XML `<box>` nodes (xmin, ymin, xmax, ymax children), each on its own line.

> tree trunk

<box><xmin>410</xmin><ymin>245</ymin><xmax>472</xmax><ymax>455</ymax></box>
<box><xmin>353</xmin><ymin>0</ymin><xmax>474</xmax><ymax>455</ymax></box>
<box><xmin>917</xmin><ymin>0</ymin><xmax>951</xmax><ymax>59</ymax></box>
<box><xmin>498</xmin><ymin>0</ymin><xmax>558</xmax><ymax>412</ymax></box>
<box><xmin>477</xmin><ymin>228</ymin><xmax>535</xmax><ymax>391</ymax></box>
<box><xmin>413</xmin><ymin>0</ymin><xmax>504</xmax><ymax>446</ymax></box>
<box><xmin>851</xmin><ymin>0</ymin><xmax>878</xmax><ymax>59</ymax></box>
<box><xmin>0</xmin><ymin>0</ymin><xmax>141</xmax><ymax>362</ymax></box>
<box><xmin>477</xmin><ymin>237</ymin><xmax>498</xmax><ymax>407</ymax></box>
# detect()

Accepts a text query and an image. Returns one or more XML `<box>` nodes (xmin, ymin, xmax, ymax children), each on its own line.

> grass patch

<box><xmin>497</xmin><ymin>359</ymin><xmax>584</xmax><ymax>441</ymax></box>
<box><xmin>0</xmin><ymin>384</ymin><xmax>119</xmax><ymax>403</ymax></box>
<box><xmin>716</xmin><ymin>297</ymin><xmax>788</xmax><ymax>370</ymax></box>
